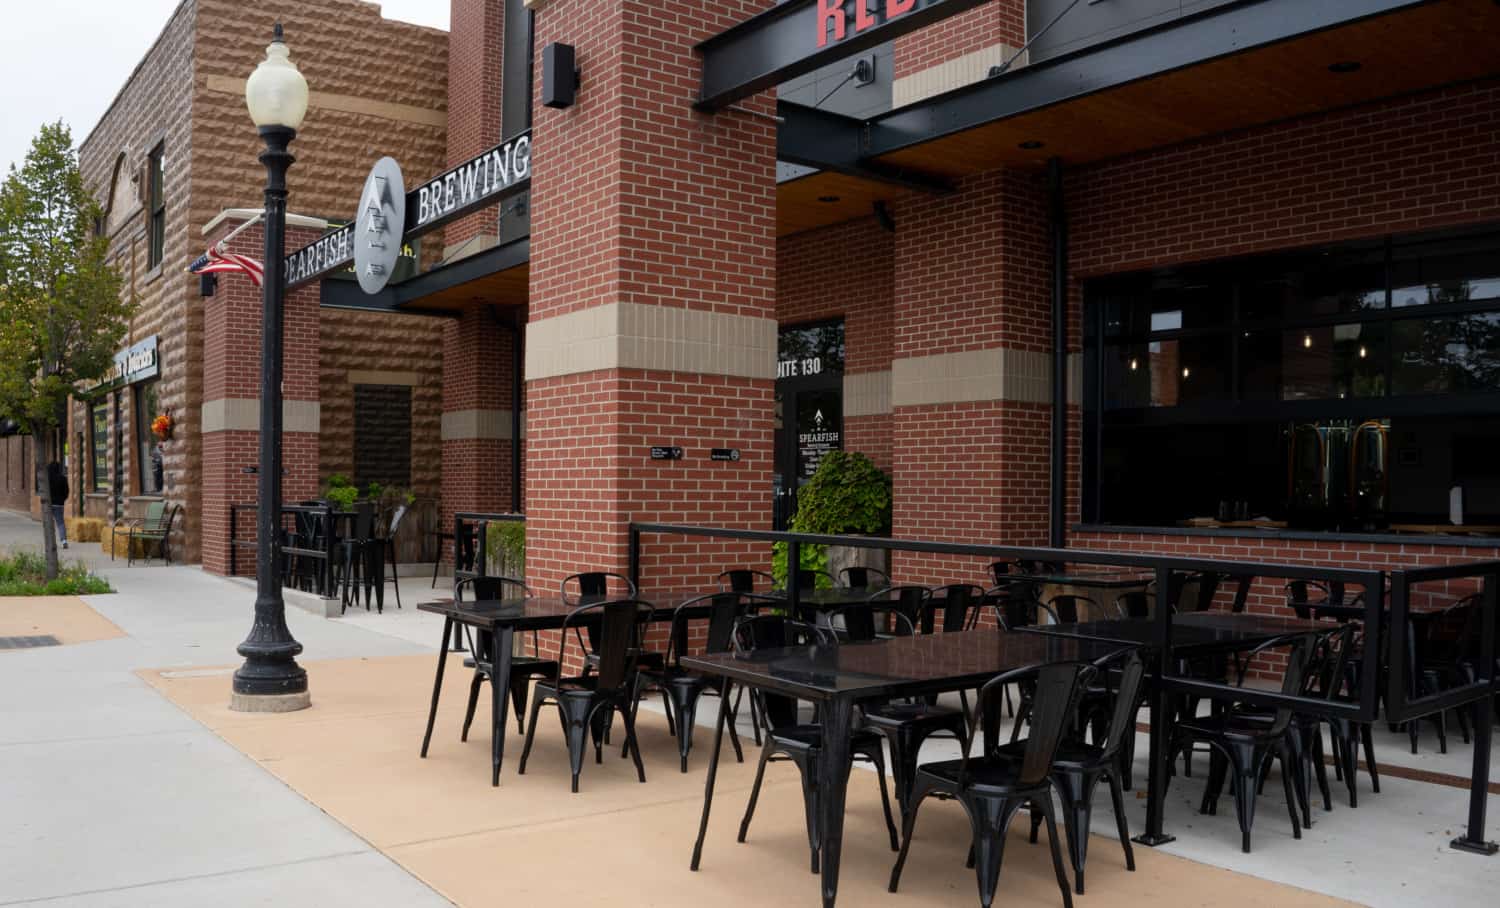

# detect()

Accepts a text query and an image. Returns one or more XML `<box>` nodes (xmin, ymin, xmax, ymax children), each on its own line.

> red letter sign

<box><xmin>888</xmin><ymin>0</ymin><xmax>916</xmax><ymax>18</ymax></box>
<box><xmin>855</xmin><ymin>0</ymin><xmax>877</xmax><ymax>32</ymax></box>
<box><xmin>817</xmin><ymin>0</ymin><xmax>847</xmax><ymax>48</ymax></box>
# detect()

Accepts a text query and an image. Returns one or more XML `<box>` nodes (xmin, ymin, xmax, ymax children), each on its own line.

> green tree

<box><xmin>0</xmin><ymin>123</ymin><xmax>131</xmax><ymax>578</ymax></box>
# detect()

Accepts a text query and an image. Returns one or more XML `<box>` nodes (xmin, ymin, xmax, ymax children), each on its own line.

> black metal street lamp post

<box><xmin>232</xmin><ymin>23</ymin><xmax>312</xmax><ymax>712</ymax></box>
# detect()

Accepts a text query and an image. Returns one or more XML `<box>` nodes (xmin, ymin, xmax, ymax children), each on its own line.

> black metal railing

<box><xmin>452</xmin><ymin>511</ymin><xmax>525</xmax><ymax>587</ymax></box>
<box><xmin>229</xmin><ymin>502</ymin><xmax>338</xmax><ymax>595</ymax></box>
<box><xmin>627</xmin><ymin>521</ymin><xmax>1498</xmax><ymax>853</ymax></box>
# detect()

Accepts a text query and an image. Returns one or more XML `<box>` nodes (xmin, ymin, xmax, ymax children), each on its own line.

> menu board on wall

<box><xmin>797</xmin><ymin>391</ymin><xmax>842</xmax><ymax>479</ymax></box>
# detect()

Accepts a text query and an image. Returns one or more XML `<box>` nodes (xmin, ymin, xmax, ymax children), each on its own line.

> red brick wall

<box><xmin>888</xmin><ymin>167</ymin><xmax>1053</xmax><ymax>583</ymax></box>
<box><xmin>777</xmin><ymin>215</ymin><xmax>894</xmax><ymax>471</ymax></box>
<box><xmin>1068</xmin><ymin>80</ymin><xmax>1500</xmax><ymax>279</ymax></box>
<box><xmin>894</xmin><ymin>0</ymin><xmax>1025</xmax><ymax>76</ymax></box>
<box><xmin>526</xmin><ymin>0</ymin><xmax>778</xmax><ymax>596</ymax></box>
<box><xmin>440</xmin><ymin>308</ymin><xmax>521</xmax><ymax>565</ymax></box>
<box><xmin>445</xmin><ymin>0</ymin><xmax>505</xmax><ymax>252</ymax></box>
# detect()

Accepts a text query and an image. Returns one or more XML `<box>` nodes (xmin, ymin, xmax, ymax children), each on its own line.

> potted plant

<box><xmin>773</xmin><ymin>451</ymin><xmax>892</xmax><ymax>588</ymax></box>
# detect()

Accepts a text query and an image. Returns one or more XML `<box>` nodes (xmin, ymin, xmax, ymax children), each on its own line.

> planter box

<box><xmin>826</xmin><ymin>541</ymin><xmax>889</xmax><ymax>585</ymax></box>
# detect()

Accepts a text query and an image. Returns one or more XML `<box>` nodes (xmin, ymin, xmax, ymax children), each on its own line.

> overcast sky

<box><xmin>0</xmin><ymin>1</ymin><xmax>449</xmax><ymax>176</ymax></box>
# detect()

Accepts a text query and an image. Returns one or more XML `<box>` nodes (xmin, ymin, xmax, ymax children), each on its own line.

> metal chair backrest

<box><xmin>971</xmin><ymin>662</ymin><xmax>1094</xmax><ymax>788</ymax></box>
<box><xmin>1308</xmin><ymin>623</ymin><xmax>1357</xmax><ymax>701</ymax></box>
<box><xmin>990</xmin><ymin>591</ymin><xmax>1057</xmax><ymax>630</ymax></box>
<box><xmin>139</xmin><ymin>500</ymin><xmax>167</xmax><ymax>531</ymax></box>
<box><xmin>1225</xmin><ymin>574</ymin><xmax>1255</xmax><ymax>613</ymax></box>
<box><xmin>840</xmin><ymin>565</ymin><xmax>891</xmax><ymax>591</ymax></box>
<box><xmin>935</xmin><ymin>583</ymin><xmax>985</xmax><ymax>633</ymax></box>
<box><xmin>795</xmin><ymin>568</ymin><xmax>836</xmax><ymax>592</ymax></box>
<box><xmin>1096</xmin><ymin>651</ymin><xmax>1148</xmax><ymax>760</ymax></box>
<box><xmin>827</xmin><ymin>603</ymin><xmax>915</xmax><ymax>642</ymax></box>
<box><xmin>876</xmin><ymin>585</ymin><xmax>932</xmax><ymax>630</ymax></box>
<box><xmin>351</xmin><ymin>501</ymin><xmax>376</xmax><ymax>542</ymax></box>
<box><xmin>731</xmin><ymin>615</ymin><xmax>835</xmax><ymax>732</ymax></box>
<box><xmin>1285</xmin><ymin>580</ymin><xmax>1333</xmax><ymax>620</ymax></box>
<box><xmin>560</xmin><ymin>599</ymin><xmax>651</xmax><ymax>692</ymax></box>
<box><xmin>1267</xmin><ymin>635</ymin><xmax>1316</xmax><ymax>737</ymax></box>
<box><xmin>1047</xmin><ymin>594</ymin><xmax>1099</xmax><ymax>624</ymax></box>
<box><xmin>718</xmin><ymin>568</ymin><xmax>773</xmax><ymax>594</ymax></box>
<box><xmin>384</xmin><ymin>504</ymin><xmax>408</xmax><ymax>540</ymax></box>
<box><xmin>665</xmin><ymin>592</ymin><xmax>747</xmax><ymax>666</ymax></box>
<box><xmin>1423</xmin><ymin>594</ymin><xmax>1482</xmax><ymax>668</ymax></box>
<box><xmin>561</xmin><ymin>571</ymin><xmax>637</xmax><ymax>605</ymax></box>
<box><xmin>456</xmin><ymin>575</ymin><xmax>531</xmax><ymax>603</ymax></box>
<box><xmin>1114</xmin><ymin>590</ymin><xmax>1151</xmax><ymax>619</ymax></box>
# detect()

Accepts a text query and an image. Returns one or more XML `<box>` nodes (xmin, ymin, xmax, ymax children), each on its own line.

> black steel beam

<box><xmin>696</xmin><ymin>0</ymin><xmax>992</xmax><ymax>111</ymax></box>
<box><xmin>777</xmin><ymin>101</ymin><xmax>952</xmax><ymax>193</ymax></box>
<box><xmin>864</xmin><ymin>0</ymin><xmax>1426</xmax><ymax>158</ymax></box>
<box><xmin>1048</xmin><ymin>157</ymin><xmax>1067</xmax><ymax>549</ymax></box>
<box><xmin>319</xmin><ymin>236</ymin><xmax>529</xmax><ymax>315</ymax></box>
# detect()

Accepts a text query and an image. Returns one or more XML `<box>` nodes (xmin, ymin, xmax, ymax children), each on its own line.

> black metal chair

<box><xmin>840</xmin><ymin>565</ymin><xmax>892</xmax><ymax>591</ymax></box>
<box><xmin>1409</xmin><ymin>595</ymin><xmax>1480</xmax><ymax>754</ymax></box>
<box><xmin>376</xmin><ymin>504</ymin><xmax>407</xmax><ymax>610</ymax></box>
<box><xmin>1114</xmin><ymin>590</ymin><xmax>1152</xmax><ymax>619</ymax></box>
<box><xmin>987</xmin><ymin>589</ymin><xmax>1059</xmax><ymax>630</ymax></box>
<box><xmin>1046</xmin><ymin>594</ymin><xmax>1105</xmax><ymax>624</ymax></box>
<box><xmin>795</xmin><ymin>567</ymin><xmax>838</xmax><ymax>591</ymax></box>
<box><xmin>849</xmin><ymin>589</ymin><xmax>974</xmax><ymax>811</ymax></box>
<box><xmin>337</xmin><ymin>502</ymin><xmax>381</xmax><ymax>613</ymax></box>
<box><xmin>518</xmin><ymin>598</ymin><xmax>653</xmax><ymax>792</ymax></box>
<box><xmin>1017</xmin><ymin>651</ymin><xmax>1145</xmax><ymax>894</ymax></box>
<box><xmin>561</xmin><ymin>571</ymin><xmax>637</xmax><ymax>604</ymax></box>
<box><xmin>456</xmin><ymin>577</ymin><xmax>560</xmax><ymax>740</ymax></box>
<box><xmin>1169</xmin><ymin>633</ymin><xmax>1315</xmax><ymax>853</ymax></box>
<box><xmin>733</xmin><ymin>615</ymin><xmax>900</xmax><ymax>873</ymax></box>
<box><xmin>628</xmin><ymin>592</ymin><xmax>750</xmax><ymax>772</ymax></box>
<box><xmin>718</xmin><ymin>568</ymin><xmax>775</xmax><ymax>594</ymax></box>
<box><xmin>888</xmin><ymin>661</ymin><xmax>1094</xmax><ymax>908</ymax></box>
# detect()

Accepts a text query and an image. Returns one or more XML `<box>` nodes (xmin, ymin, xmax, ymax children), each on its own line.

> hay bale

<box><xmin>100</xmin><ymin>525</ymin><xmax>148</xmax><ymax>560</ymax></box>
<box><xmin>66</xmin><ymin>517</ymin><xmax>105</xmax><ymax>543</ymax></box>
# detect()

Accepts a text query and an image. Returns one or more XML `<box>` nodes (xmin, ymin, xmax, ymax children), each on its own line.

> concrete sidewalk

<box><xmin>0</xmin><ymin>508</ymin><xmax>452</xmax><ymax>907</ymax></box>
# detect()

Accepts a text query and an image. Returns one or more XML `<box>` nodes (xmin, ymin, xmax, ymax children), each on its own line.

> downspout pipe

<box><xmin>1048</xmin><ymin>157</ymin><xmax>1068</xmax><ymax>550</ymax></box>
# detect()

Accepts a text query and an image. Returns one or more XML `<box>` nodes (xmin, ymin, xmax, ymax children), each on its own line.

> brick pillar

<box><xmin>200</xmin><ymin>222</ymin><xmax>323</xmax><ymax>576</ymax></box>
<box><xmin>889</xmin><ymin>168</ymin><xmax>1056</xmax><ymax>585</ymax></box>
<box><xmin>439</xmin><ymin>308</ymin><xmax>519</xmax><ymax>566</ymax></box>
<box><xmin>444</xmin><ymin>0</ymin><xmax>504</xmax><ymax>259</ymax></box>
<box><xmin>524</xmin><ymin>0</ymin><xmax>778</xmax><ymax>595</ymax></box>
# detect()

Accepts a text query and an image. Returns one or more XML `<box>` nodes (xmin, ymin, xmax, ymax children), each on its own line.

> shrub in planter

<box><xmin>773</xmin><ymin>451</ymin><xmax>892</xmax><ymax>588</ymax></box>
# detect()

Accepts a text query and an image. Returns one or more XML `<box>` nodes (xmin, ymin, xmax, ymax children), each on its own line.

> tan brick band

<box><xmin>844</xmin><ymin>370</ymin><xmax>892</xmax><ymax>417</ymax></box>
<box><xmin>525</xmin><ymin>303</ymin><xmax>777</xmax><ymax>382</ymax></box>
<box><xmin>201</xmin><ymin>398</ymin><xmax>321</xmax><ymax>434</ymax></box>
<box><xmin>204</xmin><ymin>75</ymin><xmax>447</xmax><ymax>129</ymax></box>
<box><xmin>891</xmin><ymin>348</ymin><xmax>1081</xmax><ymax>408</ymax></box>
<box><xmin>893</xmin><ymin>42</ymin><xmax>1027</xmax><ymax>108</ymax></box>
<box><xmin>440</xmin><ymin>409</ymin><xmax>524</xmax><ymax>441</ymax></box>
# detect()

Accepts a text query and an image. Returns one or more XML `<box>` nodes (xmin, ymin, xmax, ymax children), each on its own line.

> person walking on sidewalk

<box><xmin>45</xmin><ymin>460</ymin><xmax>68</xmax><ymax>550</ymax></box>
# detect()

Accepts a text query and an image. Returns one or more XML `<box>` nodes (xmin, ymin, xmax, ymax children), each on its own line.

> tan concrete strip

<box><xmin>139</xmin><ymin>654</ymin><xmax>1356</xmax><ymax>908</ymax></box>
<box><xmin>0</xmin><ymin>595</ymin><xmax>125</xmax><ymax>647</ymax></box>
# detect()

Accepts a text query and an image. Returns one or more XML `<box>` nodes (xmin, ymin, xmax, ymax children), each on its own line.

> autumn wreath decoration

<box><xmin>151</xmin><ymin>412</ymin><xmax>174</xmax><ymax>442</ymax></box>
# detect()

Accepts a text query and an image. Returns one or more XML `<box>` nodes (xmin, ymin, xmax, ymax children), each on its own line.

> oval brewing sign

<box><xmin>354</xmin><ymin>156</ymin><xmax>406</xmax><ymax>295</ymax></box>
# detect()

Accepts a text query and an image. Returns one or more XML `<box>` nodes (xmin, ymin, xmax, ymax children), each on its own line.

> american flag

<box><xmin>188</xmin><ymin>243</ymin><xmax>265</xmax><ymax>288</ymax></box>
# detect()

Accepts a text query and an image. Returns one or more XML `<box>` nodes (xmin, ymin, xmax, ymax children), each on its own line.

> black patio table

<box><xmin>1019</xmin><ymin>611</ymin><xmax>1327</xmax><ymax>848</ymax></box>
<box><xmin>682</xmin><ymin>629</ymin><xmax>1134</xmax><ymax>908</ymax></box>
<box><xmin>416</xmin><ymin>591</ymin><xmax>722</xmax><ymax>786</ymax></box>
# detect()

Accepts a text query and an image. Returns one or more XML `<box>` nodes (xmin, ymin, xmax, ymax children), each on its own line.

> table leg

<box><xmin>421</xmin><ymin>616</ymin><xmax>453</xmax><ymax>758</ymax></box>
<box><xmin>1134</xmin><ymin>677</ymin><xmax>1176</xmax><ymax>846</ymax></box>
<box><xmin>690</xmin><ymin>680</ymin><xmax>734</xmax><ymax>871</ymax></box>
<box><xmin>492</xmin><ymin>626</ymin><xmax>515</xmax><ymax>786</ymax></box>
<box><xmin>818</xmin><ymin>697</ymin><xmax>855</xmax><ymax>908</ymax></box>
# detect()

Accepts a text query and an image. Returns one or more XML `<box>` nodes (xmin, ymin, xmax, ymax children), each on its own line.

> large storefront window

<box><xmin>90</xmin><ymin>402</ymin><xmax>108</xmax><ymax>492</ymax></box>
<box><xmin>1085</xmin><ymin>226</ymin><xmax>1500</xmax><ymax>534</ymax></box>
<box><xmin>134</xmin><ymin>380</ymin><xmax>162</xmax><ymax>494</ymax></box>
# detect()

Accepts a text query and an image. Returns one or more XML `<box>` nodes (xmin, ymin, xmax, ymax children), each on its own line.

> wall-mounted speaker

<box><xmin>542</xmin><ymin>43</ymin><xmax>579</xmax><ymax>109</ymax></box>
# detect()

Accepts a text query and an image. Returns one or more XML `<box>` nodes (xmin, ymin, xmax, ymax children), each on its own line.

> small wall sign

<box><xmin>710</xmin><ymin>448</ymin><xmax>741</xmax><ymax>462</ymax></box>
<box><xmin>650</xmin><ymin>446</ymin><xmax>684</xmax><ymax>460</ymax></box>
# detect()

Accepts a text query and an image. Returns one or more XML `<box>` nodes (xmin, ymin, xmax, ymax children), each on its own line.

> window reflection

<box><xmin>1392</xmin><ymin>312</ymin><xmax>1500</xmax><ymax>394</ymax></box>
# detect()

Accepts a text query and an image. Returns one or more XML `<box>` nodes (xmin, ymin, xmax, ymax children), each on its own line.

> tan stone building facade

<box><xmin>73</xmin><ymin>0</ymin><xmax>449</xmax><ymax>562</ymax></box>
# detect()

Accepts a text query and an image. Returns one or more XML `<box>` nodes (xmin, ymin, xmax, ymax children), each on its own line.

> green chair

<box><xmin>114</xmin><ymin>502</ymin><xmax>180</xmax><ymax>565</ymax></box>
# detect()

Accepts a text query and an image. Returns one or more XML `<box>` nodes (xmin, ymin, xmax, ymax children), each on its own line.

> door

<box><xmin>774</xmin><ymin>320</ymin><xmax>845</xmax><ymax>529</ymax></box>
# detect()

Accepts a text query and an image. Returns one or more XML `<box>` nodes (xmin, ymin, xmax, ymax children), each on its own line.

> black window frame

<box><xmin>147</xmin><ymin>143</ymin><xmax>165</xmax><ymax>270</ymax></box>
<box><xmin>133</xmin><ymin>379</ymin><xmax>162</xmax><ymax>495</ymax></box>
<box><xmin>1083</xmin><ymin>224</ymin><xmax>1500</xmax><ymax>526</ymax></box>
